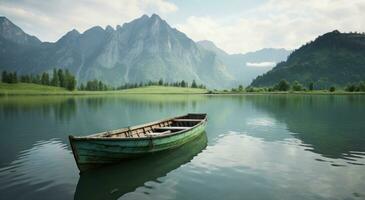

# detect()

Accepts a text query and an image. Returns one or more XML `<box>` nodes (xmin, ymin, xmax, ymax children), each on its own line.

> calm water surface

<box><xmin>0</xmin><ymin>94</ymin><xmax>365</xmax><ymax>200</ymax></box>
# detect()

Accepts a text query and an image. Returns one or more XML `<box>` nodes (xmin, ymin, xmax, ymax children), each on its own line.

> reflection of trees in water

<box><xmin>246</xmin><ymin>95</ymin><xmax>365</xmax><ymax>160</ymax></box>
<box><xmin>54</xmin><ymin>98</ymin><xmax>77</xmax><ymax>121</ymax></box>
<box><xmin>84</xmin><ymin>97</ymin><xmax>106</xmax><ymax>111</ymax></box>
<box><xmin>0</xmin><ymin>97</ymin><xmax>77</xmax><ymax>167</ymax></box>
<box><xmin>192</xmin><ymin>100</ymin><xmax>197</xmax><ymax>109</ymax></box>
<box><xmin>75</xmin><ymin>95</ymin><xmax>207</xmax><ymax>114</ymax></box>
<box><xmin>0</xmin><ymin>97</ymin><xmax>77</xmax><ymax>122</ymax></box>
<box><xmin>113</xmin><ymin>95</ymin><xmax>207</xmax><ymax>113</ymax></box>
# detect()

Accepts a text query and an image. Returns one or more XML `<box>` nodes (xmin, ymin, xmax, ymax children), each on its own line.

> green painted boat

<box><xmin>74</xmin><ymin>133</ymin><xmax>208</xmax><ymax>199</ymax></box>
<box><xmin>69</xmin><ymin>113</ymin><xmax>207</xmax><ymax>172</ymax></box>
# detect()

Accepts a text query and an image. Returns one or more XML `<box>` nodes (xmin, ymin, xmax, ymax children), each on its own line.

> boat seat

<box><xmin>173</xmin><ymin>119</ymin><xmax>202</xmax><ymax>122</ymax></box>
<box><xmin>147</xmin><ymin>130</ymin><xmax>171</xmax><ymax>136</ymax></box>
<box><xmin>154</xmin><ymin>126</ymin><xmax>190</xmax><ymax>130</ymax></box>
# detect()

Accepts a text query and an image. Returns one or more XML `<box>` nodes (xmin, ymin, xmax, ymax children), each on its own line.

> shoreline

<box><xmin>1</xmin><ymin>91</ymin><xmax>365</xmax><ymax>96</ymax></box>
<box><xmin>1</xmin><ymin>83</ymin><xmax>364</xmax><ymax>96</ymax></box>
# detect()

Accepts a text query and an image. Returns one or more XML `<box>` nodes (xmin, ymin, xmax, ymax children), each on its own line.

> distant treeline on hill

<box><xmin>79</xmin><ymin>79</ymin><xmax>206</xmax><ymax>91</ymax></box>
<box><xmin>242</xmin><ymin>79</ymin><xmax>365</xmax><ymax>92</ymax></box>
<box><xmin>1</xmin><ymin>69</ymin><xmax>76</xmax><ymax>91</ymax></box>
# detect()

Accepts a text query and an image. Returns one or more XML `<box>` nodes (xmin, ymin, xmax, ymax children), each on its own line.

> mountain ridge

<box><xmin>250</xmin><ymin>30</ymin><xmax>365</xmax><ymax>88</ymax></box>
<box><xmin>0</xmin><ymin>15</ymin><xmax>234</xmax><ymax>88</ymax></box>
<box><xmin>0</xmin><ymin>16</ymin><xmax>41</xmax><ymax>46</ymax></box>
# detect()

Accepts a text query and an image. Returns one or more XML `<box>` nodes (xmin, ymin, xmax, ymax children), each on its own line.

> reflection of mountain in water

<box><xmin>246</xmin><ymin>95</ymin><xmax>365</xmax><ymax>160</ymax></box>
<box><xmin>74</xmin><ymin>133</ymin><xmax>208</xmax><ymax>200</ymax></box>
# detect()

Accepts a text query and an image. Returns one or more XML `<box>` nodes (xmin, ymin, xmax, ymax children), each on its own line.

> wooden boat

<box><xmin>74</xmin><ymin>133</ymin><xmax>207</xmax><ymax>199</ymax></box>
<box><xmin>69</xmin><ymin>113</ymin><xmax>207</xmax><ymax>172</ymax></box>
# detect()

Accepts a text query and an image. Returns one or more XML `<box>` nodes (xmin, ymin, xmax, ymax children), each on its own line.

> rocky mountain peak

<box><xmin>0</xmin><ymin>16</ymin><xmax>41</xmax><ymax>46</ymax></box>
<box><xmin>0</xmin><ymin>15</ymin><xmax>235</xmax><ymax>88</ymax></box>
<box><xmin>105</xmin><ymin>25</ymin><xmax>114</xmax><ymax>32</ymax></box>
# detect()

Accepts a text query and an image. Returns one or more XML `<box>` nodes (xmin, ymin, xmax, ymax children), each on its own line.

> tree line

<box><xmin>1</xmin><ymin>70</ymin><xmax>206</xmax><ymax>92</ymax></box>
<box><xmin>242</xmin><ymin>79</ymin><xmax>365</xmax><ymax>92</ymax></box>
<box><xmin>345</xmin><ymin>82</ymin><xmax>365</xmax><ymax>92</ymax></box>
<box><xmin>1</xmin><ymin>69</ymin><xmax>77</xmax><ymax>91</ymax></box>
<box><xmin>77</xmin><ymin>78</ymin><xmax>206</xmax><ymax>91</ymax></box>
<box><xmin>79</xmin><ymin>80</ymin><xmax>111</xmax><ymax>91</ymax></box>
<box><xmin>117</xmin><ymin>79</ymin><xmax>206</xmax><ymax>90</ymax></box>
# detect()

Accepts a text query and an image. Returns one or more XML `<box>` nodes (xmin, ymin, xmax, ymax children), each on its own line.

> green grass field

<box><xmin>0</xmin><ymin>83</ymin><xmax>69</xmax><ymax>95</ymax></box>
<box><xmin>119</xmin><ymin>86</ymin><xmax>207</xmax><ymax>94</ymax></box>
<box><xmin>0</xmin><ymin>83</ymin><xmax>208</xmax><ymax>95</ymax></box>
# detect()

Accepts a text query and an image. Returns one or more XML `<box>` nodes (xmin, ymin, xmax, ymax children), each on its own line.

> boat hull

<box><xmin>69</xmin><ymin>120</ymin><xmax>207</xmax><ymax>171</ymax></box>
<box><xmin>74</xmin><ymin>133</ymin><xmax>208</xmax><ymax>199</ymax></box>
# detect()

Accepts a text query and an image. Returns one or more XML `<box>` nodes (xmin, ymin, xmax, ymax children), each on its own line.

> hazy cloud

<box><xmin>246</xmin><ymin>62</ymin><xmax>276</xmax><ymax>68</ymax></box>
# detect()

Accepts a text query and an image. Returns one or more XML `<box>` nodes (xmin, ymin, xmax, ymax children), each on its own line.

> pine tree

<box><xmin>20</xmin><ymin>75</ymin><xmax>31</xmax><ymax>83</ymax></box>
<box><xmin>51</xmin><ymin>69</ymin><xmax>60</xmax><ymax>87</ymax></box>
<box><xmin>32</xmin><ymin>74</ymin><xmax>41</xmax><ymax>84</ymax></box>
<box><xmin>98</xmin><ymin>81</ymin><xmax>103</xmax><ymax>91</ymax></box>
<box><xmin>79</xmin><ymin>83</ymin><xmax>85</xmax><ymax>91</ymax></box>
<box><xmin>158</xmin><ymin>78</ymin><xmax>163</xmax><ymax>85</ymax></box>
<box><xmin>41</xmin><ymin>72</ymin><xmax>50</xmax><ymax>85</ymax></box>
<box><xmin>191</xmin><ymin>80</ymin><xmax>197</xmax><ymax>88</ymax></box>
<box><xmin>58</xmin><ymin>69</ymin><xmax>65</xmax><ymax>87</ymax></box>
<box><xmin>1</xmin><ymin>71</ymin><xmax>7</xmax><ymax>83</ymax></box>
<box><xmin>64</xmin><ymin>69</ymin><xmax>76</xmax><ymax>90</ymax></box>
<box><xmin>11</xmin><ymin>72</ymin><xmax>18</xmax><ymax>83</ymax></box>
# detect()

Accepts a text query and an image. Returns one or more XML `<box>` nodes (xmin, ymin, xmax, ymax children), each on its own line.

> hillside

<box><xmin>0</xmin><ymin>83</ymin><xmax>68</xmax><ymax>95</ymax></box>
<box><xmin>0</xmin><ymin>15</ymin><xmax>233</xmax><ymax>89</ymax></box>
<box><xmin>197</xmin><ymin>40</ymin><xmax>291</xmax><ymax>85</ymax></box>
<box><xmin>250</xmin><ymin>30</ymin><xmax>365</xmax><ymax>88</ymax></box>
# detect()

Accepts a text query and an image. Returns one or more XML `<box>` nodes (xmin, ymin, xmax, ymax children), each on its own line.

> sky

<box><xmin>1</xmin><ymin>0</ymin><xmax>364</xmax><ymax>54</ymax></box>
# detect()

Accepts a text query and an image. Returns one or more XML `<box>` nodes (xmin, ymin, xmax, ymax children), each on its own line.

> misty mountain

<box><xmin>250</xmin><ymin>30</ymin><xmax>365</xmax><ymax>88</ymax></box>
<box><xmin>0</xmin><ymin>15</ymin><xmax>234</xmax><ymax>88</ymax></box>
<box><xmin>197</xmin><ymin>40</ymin><xmax>291</xmax><ymax>85</ymax></box>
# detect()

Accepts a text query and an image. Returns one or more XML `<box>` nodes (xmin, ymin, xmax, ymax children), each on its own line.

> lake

<box><xmin>0</xmin><ymin>94</ymin><xmax>364</xmax><ymax>200</ymax></box>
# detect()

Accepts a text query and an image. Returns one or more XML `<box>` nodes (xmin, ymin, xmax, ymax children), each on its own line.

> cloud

<box><xmin>177</xmin><ymin>0</ymin><xmax>365</xmax><ymax>53</ymax></box>
<box><xmin>246</xmin><ymin>62</ymin><xmax>276</xmax><ymax>68</ymax></box>
<box><xmin>0</xmin><ymin>0</ymin><xmax>178</xmax><ymax>42</ymax></box>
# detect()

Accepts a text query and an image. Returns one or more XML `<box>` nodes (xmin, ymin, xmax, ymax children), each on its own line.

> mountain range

<box><xmin>250</xmin><ymin>30</ymin><xmax>365</xmax><ymax>88</ymax></box>
<box><xmin>0</xmin><ymin>15</ymin><xmax>289</xmax><ymax>88</ymax></box>
<box><xmin>197</xmin><ymin>40</ymin><xmax>291</xmax><ymax>85</ymax></box>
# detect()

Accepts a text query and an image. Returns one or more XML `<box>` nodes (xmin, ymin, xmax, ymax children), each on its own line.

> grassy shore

<box><xmin>1</xmin><ymin>83</ymin><xmax>364</xmax><ymax>96</ymax></box>
<box><xmin>0</xmin><ymin>83</ymin><xmax>207</xmax><ymax>95</ymax></box>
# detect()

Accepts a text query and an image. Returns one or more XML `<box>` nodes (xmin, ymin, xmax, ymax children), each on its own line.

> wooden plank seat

<box><xmin>154</xmin><ymin>126</ymin><xmax>190</xmax><ymax>130</ymax></box>
<box><xmin>147</xmin><ymin>130</ymin><xmax>171</xmax><ymax>136</ymax></box>
<box><xmin>173</xmin><ymin>119</ymin><xmax>202</xmax><ymax>122</ymax></box>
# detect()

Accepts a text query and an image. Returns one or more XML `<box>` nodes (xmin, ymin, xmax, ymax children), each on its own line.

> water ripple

<box><xmin>0</xmin><ymin>139</ymin><xmax>78</xmax><ymax>199</ymax></box>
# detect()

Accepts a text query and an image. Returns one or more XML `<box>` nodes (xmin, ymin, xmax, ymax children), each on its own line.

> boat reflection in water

<box><xmin>74</xmin><ymin>132</ymin><xmax>208</xmax><ymax>200</ymax></box>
